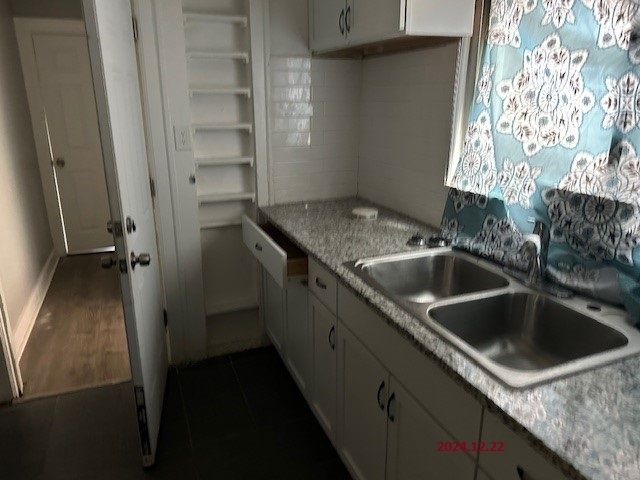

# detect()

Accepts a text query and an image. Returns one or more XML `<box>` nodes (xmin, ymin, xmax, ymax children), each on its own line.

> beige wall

<box><xmin>0</xmin><ymin>0</ymin><xmax>54</xmax><ymax>332</ymax></box>
<box><xmin>10</xmin><ymin>0</ymin><xmax>82</xmax><ymax>18</ymax></box>
<box><xmin>357</xmin><ymin>44</ymin><xmax>459</xmax><ymax>227</ymax></box>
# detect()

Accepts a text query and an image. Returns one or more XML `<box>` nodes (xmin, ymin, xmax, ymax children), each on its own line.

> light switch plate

<box><xmin>173</xmin><ymin>125</ymin><xmax>192</xmax><ymax>151</ymax></box>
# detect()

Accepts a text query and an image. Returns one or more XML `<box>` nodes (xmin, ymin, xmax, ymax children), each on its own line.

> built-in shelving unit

<box><xmin>181</xmin><ymin>0</ymin><xmax>259</xmax><ymax>318</ymax></box>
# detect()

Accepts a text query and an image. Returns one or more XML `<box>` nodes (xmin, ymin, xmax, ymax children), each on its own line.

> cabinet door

<box><xmin>311</xmin><ymin>0</ymin><xmax>347</xmax><ymax>52</ymax></box>
<box><xmin>386</xmin><ymin>377</ymin><xmax>476</xmax><ymax>480</ymax></box>
<box><xmin>263</xmin><ymin>270</ymin><xmax>285</xmax><ymax>353</ymax></box>
<box><xmin>337</xmin><ymin>323</ymin><xmax>389</xmax><ymax>480</ymax></box>
<box><xmin>310</xmin><ymin>294</ymin><xmax>337</xmax><ymax>442</ymax></box>
<box><xmin>285</xmin><ymin>276</ymin><xmax>311</xmax><ymax>393</ymax></box>
<box><xmin>346</xmin><ymin>0</ymin><xmax>404</xmax><ymax>45</ymax></box>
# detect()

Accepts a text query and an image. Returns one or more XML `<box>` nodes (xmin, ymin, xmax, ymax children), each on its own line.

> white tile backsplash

<box><xmin>357</xmin><ymin>43</ymin><xmax>459</xmax><ymax>227</ymax></box>
<box><xmin>269</xmin><ymin>56</ymin><xmax>361</xmax><ymax>204</ymax></box>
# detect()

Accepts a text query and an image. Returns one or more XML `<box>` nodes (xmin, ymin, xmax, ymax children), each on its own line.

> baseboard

<box><xmin>12</xmin><ymin>251</ymin><xmax>59</xmax><ymax>362</ymax></box>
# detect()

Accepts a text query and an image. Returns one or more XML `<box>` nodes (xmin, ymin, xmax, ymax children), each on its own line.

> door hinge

<box><xmin>163</xmin><ymin>308</ymin><xmax>168</xmax><ymax>328</ymax></box>
<box><xmin>132</xmin><ymin>16</ymin><xmax>139</xmax><ymax>42</ymax></box>
<box><xmin>149</xmin><ymin>177</ymin><xmax>156</xmax><ymax>198</ymax></box>
<box><xmin>134</xmin><ymin>386</ymin><xmax>151</xmax><ymax>456</ymax></box>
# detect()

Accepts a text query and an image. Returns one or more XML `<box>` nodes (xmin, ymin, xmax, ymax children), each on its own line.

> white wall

<box><xmin>10</xmin><ymin>0</ymin><xmax>82</xmax><ymax>18</ymax></box>
<box><xmin>357</xmin><ymin>43</ymin><xmax>459</xmax><ymax>227</ymax></box>
<box><xmin>0</xmin><ymin>0</ymin><xmax>54</xmax><ymax>333</ymax></box>
<box><xmin>268</xmin><ymin>0</ymin><xmax>361</xmax><ymax>204</ymax></box>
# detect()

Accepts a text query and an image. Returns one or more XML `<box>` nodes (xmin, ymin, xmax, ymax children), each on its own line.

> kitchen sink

<box><xmin>430</xmin><ymin>293</ymin><xmax>628</xmax><ymax>371</ymax></box>
<box><xmin>345</xmin><ymin>248</ymin><xmax>640</xmax><ymax>388</ymax></box>
<box><xmin>346</xmin><ymin>250</ymin><xmax>508</xmax><ymax>307</ymax></box>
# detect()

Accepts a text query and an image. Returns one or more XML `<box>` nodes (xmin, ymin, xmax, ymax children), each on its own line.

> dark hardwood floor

<box><xmin>19</xmin><ymin>254</ymin><xmax>131</xmax><ymax>399</ymax></box>
<box><xmin>0</xmin><ymin>347</ymin><xmax>351</xmax><ymax>480</ymax></box>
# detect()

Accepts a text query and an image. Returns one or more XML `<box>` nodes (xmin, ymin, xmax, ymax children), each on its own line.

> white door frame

<box><xmin>132</xmin><ymin>0</ymin><xmax>207</xmax><ymax>363</ymax></box>
<box><xmin>0</xmin><ymin>277</ymin><xmax>22</xmax><ymax>400</ymax></box>
<box><xmin>14</xmin><ymin>18</ymin><xmax>90</xmax><ymax>256</ymax></box>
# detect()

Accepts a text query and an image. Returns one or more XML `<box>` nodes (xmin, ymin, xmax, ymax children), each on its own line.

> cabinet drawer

<box><xmin>242</xmin><ymin>215</ymin><xmax>307</xmax><ymax>288</ymax></box>
<box><xmin>309</xmin><ymin>257</ymin><xmax>337</xmax><ymax>314</ymax></box>
<box><xmin>480</xmin><ymin>411</ymin><xmax>569</xmax><ymax>480</ymax></box>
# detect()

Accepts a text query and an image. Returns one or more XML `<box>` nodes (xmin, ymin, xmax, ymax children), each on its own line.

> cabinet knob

<box><xmin>387</xmin><ymin>392</ymin><xmax>396</xmax><ymax>422</ymax></box>
<box><xmin>315</xmin><ymin>277</ymin><xmax>327</xmax><ymax>290</ymax></box>
<box><xmin>328</xmin><ymin>325</ymin><xmax>336</xmax><ymax>350</ymax></box>
<box><xmin>338</xmin><ymin>8</ymin><xmax>345</xmax><ymax>35</ymax></box>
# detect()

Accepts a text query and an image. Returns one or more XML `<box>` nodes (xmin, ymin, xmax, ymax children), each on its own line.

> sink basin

<box><xmin>430</xmin><ymin>293</ymin><xmax>628</xmax><ymax>371</ymax></box>
<box><xmin>345</xmin><ymin>248</ymin><xmax>640</xmax><ymax>388</ymax></box>
<box><xmin>347</xmin><ymin>250</ymin><xmax>508</xmax><ymax>306</ymax></box>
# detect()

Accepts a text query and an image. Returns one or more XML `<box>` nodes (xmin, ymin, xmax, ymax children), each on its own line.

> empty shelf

<box><xmin>186</xmin><ymin>50</ymin><xmax>249</xmax><ymax>63</ymax></box>
<box><xmin>200</xmin><ymin>218</ymin><xmax>243</xmax><ymax>230</ymax></box>
<box><xmin>183</xmin><ymin>13</ymin><xmax>248</xmax><ymax>26</ymax></box>
<box><xmin>189</xmin><ymin>85</ymin><xmax>251</xmax><ymax>97</ymax></box>
<box><xmin>198</xmin><ymin>192</ymin><xmax>255</xmax><ymax>205</ymax></box>
<box><xmin>192</xmin><ymin>122</ymin><xmax>253</xmax><ymax>133</ymax></box>
<box><xmin>195</xmin><ymin>156</ymin><xmax>254</xmax><ymax>167</ymax></box>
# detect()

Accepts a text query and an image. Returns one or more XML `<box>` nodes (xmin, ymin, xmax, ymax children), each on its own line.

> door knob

<box><xmin>101</xmin><ymin>256</ymin><xmax>117</xmax><ymax>269</ymax></box>
<box><xmin>130</xmin><ymin>252</ymin><xmax>151</xmax><ymax>269</ymax></box>
<box><xmin>55</xmin><ymin>158</ymin><xmax>65</xmax><ymax>168</ymax></box>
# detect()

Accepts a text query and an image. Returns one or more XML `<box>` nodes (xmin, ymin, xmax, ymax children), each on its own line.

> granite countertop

<box><xmin>260</xmin><ymin>198</ymin><xmax>640</xmax><ymax>480</ymax></box>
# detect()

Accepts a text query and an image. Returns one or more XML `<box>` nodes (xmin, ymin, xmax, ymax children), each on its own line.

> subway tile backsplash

<box><xmin>269</xmin><ymin>56</ymin><xmax>361</xmax><ymax>204</ymax></box>
<box><xmin>268</xmin><ymin>44</ymin><xmax>459</xmax><ymax>226</ymax></box>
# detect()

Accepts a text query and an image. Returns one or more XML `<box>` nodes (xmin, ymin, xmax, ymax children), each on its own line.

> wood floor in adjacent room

<box><xmin>19</xmin><ymin>254</ymin><xmax>131</xmax><ymax>399</ymax></box>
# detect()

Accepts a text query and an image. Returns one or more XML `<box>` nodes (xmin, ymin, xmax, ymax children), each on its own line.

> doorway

<box><xmin>15</xmin><ymin>17</ymin><xmax>113</xmax><ymax>255</ymax></box>
<box><xmin>6</xmin><ymin>17</ymin><xmax>130</xmax><ymax>399</ymax></box>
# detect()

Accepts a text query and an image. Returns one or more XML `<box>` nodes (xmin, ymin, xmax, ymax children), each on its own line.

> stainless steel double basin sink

<box><xmin>345</xmin><ymin>249</ymin><xmax>640</xmax><ymax>388</ymax></box>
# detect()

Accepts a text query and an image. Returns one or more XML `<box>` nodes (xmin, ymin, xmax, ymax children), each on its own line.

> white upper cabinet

<box><xmin>309</xmin><ymin>0</ymin><xmax>475</xmax><ymax>54</ymax></box>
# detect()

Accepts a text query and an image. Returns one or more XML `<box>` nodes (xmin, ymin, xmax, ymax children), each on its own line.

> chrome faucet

<box><xmin>520</xmin><ymin>220</ymin><xmax>550</xmax><ymax>288</ymax></box>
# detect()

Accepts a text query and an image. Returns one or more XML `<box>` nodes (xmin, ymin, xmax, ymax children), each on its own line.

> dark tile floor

<box><xmin>0</xmin><ymin>347</ymin><xmax>351</xmax><ymax>480</ymax></box>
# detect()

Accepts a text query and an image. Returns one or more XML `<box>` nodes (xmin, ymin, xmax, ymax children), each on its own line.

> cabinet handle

<box><xmin>339</xmin><ymin>8</ymin><xmax>345</xmax><ymax>35</ymax></box>
<box><xmin>328</xmin><ymin>325</ymin><xmax>336</xmax><ymax>350</ymax></box>
<box><xmin>387</xmin><ymin>392</ymin><xmax>396</xmax><ymax>422</ymax></box>
<box><xmin>345</xmin><ymin>5</ymin><xmax>351</xmax><ymax>33</ymax></box>
<box><xmin>254</xmin><ymin>243</ymin><xmax>263</xmax><ymax>252</ymax></box>
<box><xmin>516</xmin><ymin>466</ymin><xmax>532</xmax><ymax>480</ymax></box>
<box><xmin>376</xmin><ymin>380</ymin><xmax>385</xmax><ymax>411</ymax></box>
<box><xmin>315</xmin><ymin>277</ymin><xmax>327</xmax><ymax>290</ymax></box>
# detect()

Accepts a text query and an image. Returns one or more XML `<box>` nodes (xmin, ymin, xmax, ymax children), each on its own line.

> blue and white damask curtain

<box><xmin>443</xmin><ymin>0</ymin><xmax>640</xmax><ymax>320</ymax></box>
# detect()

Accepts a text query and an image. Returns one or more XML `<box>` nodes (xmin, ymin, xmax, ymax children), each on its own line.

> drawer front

<box><xmin>242</xmin><ymin>215</ymin><xmax>287</xmax><ymax>288</ymax></box>
<box><xmin>309</xmin><ymin>257</ymin><xmax>337</xmax><ymax>314</ymax></box>
<box><xmin>480</xmin><ymin>411</ymin><xmax>569</xmax><ymax>480</ymax></box>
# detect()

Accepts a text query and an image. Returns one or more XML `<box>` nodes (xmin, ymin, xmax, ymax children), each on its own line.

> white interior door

<box><xmin>83</xmin><ymin>0</ymin><xmax>167</xmax><ymax>466</ymax></box>
<box><xmin>32</xmin><ymin>33</ymin><xmax>113</xmax><ymax>254</ymax></box>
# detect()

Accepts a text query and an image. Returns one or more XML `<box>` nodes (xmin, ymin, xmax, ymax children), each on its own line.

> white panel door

<box><xmin>310</xmin><ymin>293</ymin><xmax>337</xmax><ymax>443</ymax></box>
<box><xmin>83</xmin><ymin>0</ymin><xmax>167</xmax><ymax>466</ymax></box>
<box><xmin>337</xmin><ymin>323</ymin><xmax>389</xmax><ymax>480</ymax></box>
<box><xmin>33</xmin><ymin>33</ymin><xmax>113</xmax><ymax>253</ymax></box>
<box><xmin>385</xmin><ymin>377</ymin><xmax>477</xmax><ymax>480</ymax></box>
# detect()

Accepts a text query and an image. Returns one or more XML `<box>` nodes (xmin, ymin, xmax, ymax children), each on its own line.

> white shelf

<box><xmin>195</xmin><ymin>156</ymin><xmax>254</xmax><ymax>167</ymax></box>
<box><xmin>189</xmin><ymin>85</ymin><xmax>251</xmax><ymax>98</ymax></box>
<box><xmin>186</xmin><ymin>49</ymin><xmax>249</xmax><ymax>63</ymax></box>
<box><xmin>199</xmin><ymin>218</ymin><xmax>243</xmax><ymax>230</ymax></box>
<box><xmin>192</xmin><ymin>122</ymin><xmax>253</xmax><ymax>133</ymax></box>
<box><xmin>198</xmin><ymin>191</ymin><xmax>255</xmax><ymax>205</ymax></box>
<box><xmin>183</xmin><ymin>13</ymin><xmax>248</xmax><ymax>26</ymax></box>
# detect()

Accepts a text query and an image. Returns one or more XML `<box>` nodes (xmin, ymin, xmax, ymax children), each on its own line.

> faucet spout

<box><xmin>521</xmin><ymin>220</ymin><xmax>550</xmax><ymax>288</ymax></box>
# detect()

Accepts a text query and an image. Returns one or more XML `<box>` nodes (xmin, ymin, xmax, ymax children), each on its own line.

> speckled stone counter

<box><xmin>261</xmin><ymin>198</ymin><xmax>640</xmax><ymax>480</ymax></box>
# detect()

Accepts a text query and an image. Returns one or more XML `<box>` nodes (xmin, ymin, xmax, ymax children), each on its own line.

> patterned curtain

<box><xmin>443</xmin><ymin>0</ymin><xmax>640</xmax><ymax>322</ymax></box>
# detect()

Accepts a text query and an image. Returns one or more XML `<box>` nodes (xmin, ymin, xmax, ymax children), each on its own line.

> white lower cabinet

<box><xmin>385</xmin><ymin>377</ymin><xmax>476</xmax><ymax>480</ymax></box>
<box><xmin>284</xmin><ymin>276</ymin><xmax>311</xmax><ymax>393</ymax></box>
<box><xmin>337</xmin><ymin>323</ymin><xmax>389</xmax><ymax>480</ymax></box>
<box><xmin>263</xmin><ymin>270</ymin><xmax>285</xmax><ymax>353</ymax></box>
<box><xmin>309</xmin><ymin>293</ymin><xmax>338</xmax><ymax>443</ymax></box>
<box><xmin>480</xmin><ymin>411</ymin><xmax>569</xmax><ymax>480</ymax></box>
